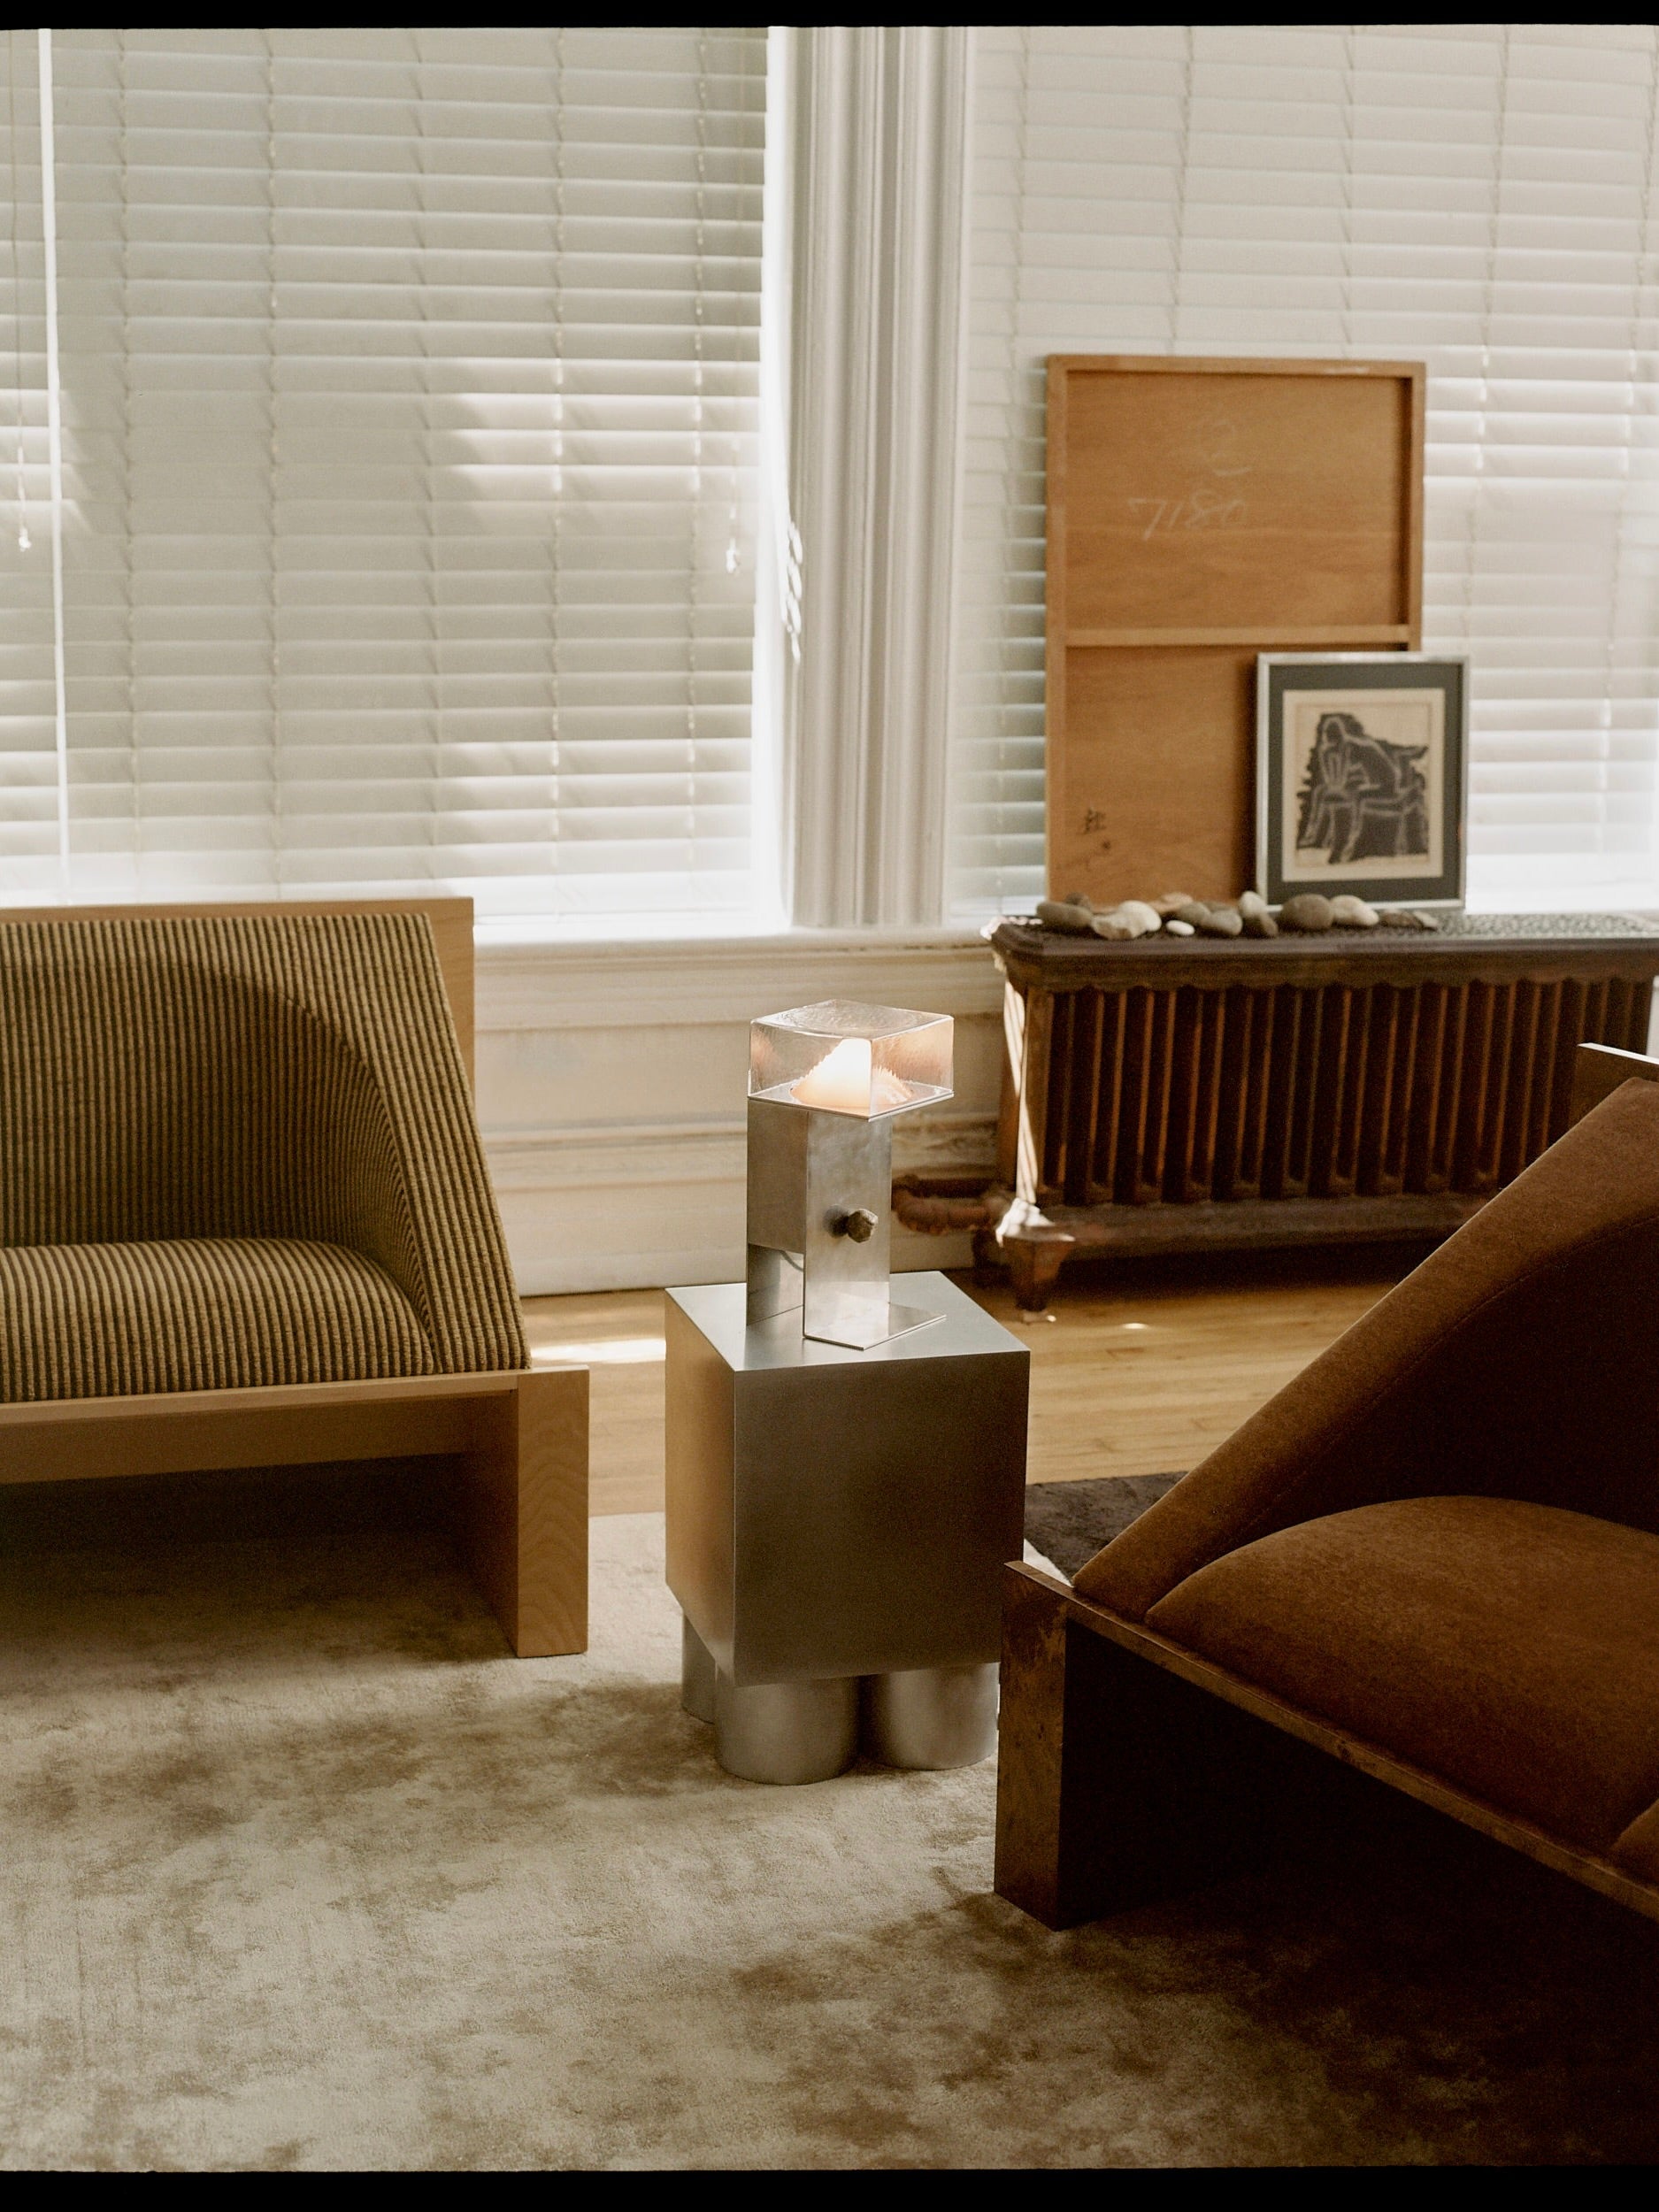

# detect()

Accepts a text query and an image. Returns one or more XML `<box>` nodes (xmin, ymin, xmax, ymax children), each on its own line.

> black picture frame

<box><xmin>1255</xmin><ymin>653</ymin><xmax>1469</xmax><ymax>910</ymax></box>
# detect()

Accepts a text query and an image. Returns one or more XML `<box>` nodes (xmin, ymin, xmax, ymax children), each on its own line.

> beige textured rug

<box><xmin>2</xmin><ymin>1511</ymin><xmax>1656</xmax><ymax>2170</ymax></box>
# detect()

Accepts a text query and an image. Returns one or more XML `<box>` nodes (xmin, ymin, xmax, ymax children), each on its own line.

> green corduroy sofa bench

<box><xmin>0</xmin><ymin>898</ymin><xmax>587</xmax><ymax>1657</ymax></box>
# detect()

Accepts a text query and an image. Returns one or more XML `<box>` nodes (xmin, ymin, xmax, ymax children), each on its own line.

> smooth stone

<box><xmin>1241</xmin><ymin>910</ymin><xmax>1279</xmax><ymax>937</ymax></box>
<box><xmin>1379</xmin><ymin>907</ymin><xmax>1441</xmax><ymax>933</ymax></box>
<box><xmin>1163</xmin><ymin>918</ymin><xmax>1196</xmax><ymax>936</ymax></box>
<box><xmin>1330</xmin><ymin>894</ymin><xmax>1380</xmax><ymax>929</ymax></box>
<box><xmin>1196</xmin><ymin>906</ymin><xmax>1242</xmax><ymax>937</ymax></box>
<box><xmin>1152</xmin><ymin>891</ymin><xmax>1196</xmax><ymax>918</ymax></box>
<box><xmin>1173</xmin><ymin>902</ymin><xmax>1212</xmax><ymax>928</ymax></box>
<box><xmin>1089</xmin><ymin>913</ymin><xmax>1138</xmax><ymax>941</ymax></box>
<box><xmin>1115</xmin><ymin>899</ymin><xmax>1163</xmax><ymax>938</ymax></box>
<box><xmin>1036</xmin><ymin>899</ymin><xmax>1097</xmax><ymax>933</ymax></box>
<box><xmin>1238</xmin><ymin>890</ymin><xmax>1271</xmax><ymax>920</ymax></box>
<box><xmin>1279</xmin><ymin>894</ymin><xmax>1335</xmax><ymax>932</ymax></box>
<box><xmin>1060</xmin><ymin>892</ymin><xmax>1094</xmax><ymax>911</ymax></box>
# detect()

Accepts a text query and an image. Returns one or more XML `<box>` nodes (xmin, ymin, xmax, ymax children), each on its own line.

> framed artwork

<box><xmin>1256</xmin><ymin>653</ymin><xmax>1468</xmax><ymax>909</ymax></box>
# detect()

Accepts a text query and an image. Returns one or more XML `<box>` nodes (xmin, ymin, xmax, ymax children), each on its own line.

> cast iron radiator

<box><xmin>894</xmin><ymin>915</ymin><xmax>1659</xmax><ymax>1309</ymax></box>
<box><xmin>1025</xmin><ymin>970</ymin><xmax>1649</xmax><ymax>1210</ymax></box>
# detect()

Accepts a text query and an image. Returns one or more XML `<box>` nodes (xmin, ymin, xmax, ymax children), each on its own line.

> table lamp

<box><xmin>745</xmin><ymin>999</ymin><xmax>953</xmax><ymax>1349</ymax></box>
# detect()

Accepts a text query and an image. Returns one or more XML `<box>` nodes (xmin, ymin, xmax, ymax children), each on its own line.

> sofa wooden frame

<box><xmin>0</xmin><ymin>897</ymin><xmax>588</xmax><ymax>1660</ymax></box>
<box><xmin>994</xmin><ymin>1560</ymin><xmax>1659</xmax><ymax>1932</ymax></box>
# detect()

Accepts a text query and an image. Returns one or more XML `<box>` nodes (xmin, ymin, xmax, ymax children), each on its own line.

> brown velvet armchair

<box><xmin>995</xmin><ymin>1061</ymin><xmax>1659</xmax><ymax>1929</ymax></box>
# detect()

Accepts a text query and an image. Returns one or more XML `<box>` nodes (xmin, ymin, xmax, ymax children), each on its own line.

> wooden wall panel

<box><xmin>1058</xmin><ymin>646</ymin><xmax>1256</xmax><ymax>905</ymax></box>
<box><xmin>1064</xmin><ymin>369</ymin><xmax>1413</xmax><ymax>634</ymax></box>
<box><xmin>1046</xmin><ymin>355</ymin><xmax>1425</xmax><ymax>911</ymax></box>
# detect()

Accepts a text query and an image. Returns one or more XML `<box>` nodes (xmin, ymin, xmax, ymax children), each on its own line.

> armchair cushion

<box><xmin>0</xmin><ymin>1237</ymin><xmax>435</xmax><ymax>1401</ymax></box>
<box><xmin>1146</xmin><ymin>1494</ymin><xmax>1659</xmax><ymax>1855</ymax></box>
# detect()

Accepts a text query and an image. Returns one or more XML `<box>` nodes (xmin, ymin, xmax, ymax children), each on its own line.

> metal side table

<box><xmin>666</xmin><ymin>1269</ymin><xmax>1029</xmax><ymax>1784</ymax></box>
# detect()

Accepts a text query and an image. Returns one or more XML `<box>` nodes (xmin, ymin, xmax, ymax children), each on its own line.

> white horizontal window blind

<box><xmin>956</xmin><ymin>23</ymin><xmax>1659</xmax><ymax>913</ymax></box>
<box><xmin>2</xmin><ymin>26</ymin><xmax>765</xmax><ymax>919</ymax></box>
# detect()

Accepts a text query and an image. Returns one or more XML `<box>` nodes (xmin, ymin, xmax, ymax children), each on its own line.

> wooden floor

<box><xmin>523</xmin><ymin>1246</ymin><xmax>1426</xmax><ymax>1517</ymax></box>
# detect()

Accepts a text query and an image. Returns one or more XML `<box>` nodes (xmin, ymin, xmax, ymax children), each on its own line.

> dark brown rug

<box><xmin>1024</xmin><ymin>1472</ymin><xmax>1182</xmax><ymax>1578</ymax></box>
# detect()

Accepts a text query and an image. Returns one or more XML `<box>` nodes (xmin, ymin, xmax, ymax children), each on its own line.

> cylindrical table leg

<box><xmin>681</xmin><ymin>1613</ymin><xmax>718</xmax><ymax>1724</ymax></box>
<box><xmin>864</xmin><ymin>1662</ymin><xmax>999</xmax><ymax>1770</ymax></box>
<box><xmin>714</xmin><ymin>1673</ymin><xmax>859</xmax><ymax>1785</ymax></box>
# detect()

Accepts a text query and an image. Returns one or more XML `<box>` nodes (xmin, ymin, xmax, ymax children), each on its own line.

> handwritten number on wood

<box><xmin>1125</xmin><ymin>415</ymin><xmax>1252</xmax><ymax>539</ymax></box>
<box><xmin>1127</xmin><ymin>489</ymin><xmax>1248</xmax><ymax>541</ymax></box>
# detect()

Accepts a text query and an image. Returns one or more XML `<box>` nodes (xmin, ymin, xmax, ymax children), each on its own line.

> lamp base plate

<box><xmin>803</xmin><ymin>1301</ymin><xmax>945</xmax><ymax>1352</ymax></box>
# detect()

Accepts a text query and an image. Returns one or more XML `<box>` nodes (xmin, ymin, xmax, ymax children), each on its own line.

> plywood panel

<box><xmin>1056</xmin><ymin>646</ymin><xmax>1256</xmax><ymax>906</ymax></box>
<box><xmin>1065</xmin><ymin>369</ymin><xmax>1413</xmax><ymax>634</ymax></box>
<box><xmin>0</xmin><ymin>1370</ymin><xmax>518</xmax><ymax>1485</ymax></box>
<box><xmin>1046</xmin><ymin>356</ymin><xmax>1424</xmax><ymax>907</ymax></box>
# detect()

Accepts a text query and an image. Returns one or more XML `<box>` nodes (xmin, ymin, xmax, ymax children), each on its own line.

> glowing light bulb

<box><xmin>792</xmin><ymin>1036</ymin><xmax>871</xmax><ymax>1113</ymax></box>
<box><xmin>791</xmin><ymin>1037</ymin><xmax>913</xmax><ymax>1115</ymax></box>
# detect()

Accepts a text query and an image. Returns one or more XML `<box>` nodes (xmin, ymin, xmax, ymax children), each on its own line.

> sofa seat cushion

<box><xmin>0</xmin><ymin>1237</ymin><xmax>436</xmax><ymax>1402</ymax></box>
<box><xmin>1145</xmin><ymin>1495</ymin><xmax>1659</xmax><ymax>1855</ymax></box>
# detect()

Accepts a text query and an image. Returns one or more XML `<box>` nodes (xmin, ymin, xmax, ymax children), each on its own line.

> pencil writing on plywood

<box><xmin>1126</xmin><ymin>416</ymin><xmax>1254</xmax><ymax>541</ymax></box>
<box><xmin>1127</xmin><ymin>489</ymin><xmax>1247</xmax><ymax>541</ymax></box>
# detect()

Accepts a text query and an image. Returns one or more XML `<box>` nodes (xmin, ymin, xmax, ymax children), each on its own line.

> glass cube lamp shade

<box><xmin>749</xmin><ymin>1001</ymin><xmax>953</xmax><ymax>1119</ymax></box>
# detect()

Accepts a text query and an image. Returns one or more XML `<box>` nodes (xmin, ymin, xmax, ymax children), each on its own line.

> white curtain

<box><xmin>0</xmin><ymin>27</ymin><xmax>766</xmax><ymax>922</ymax></box>
<box><xmin>952</xmin><ymin>23</ymin><xmax>1659</xmax><ymax>915</ymax></box>
<box><xmin>0</xmin><ymin>32</ymin><xmax>57</xmax><ymax>887</ymax></box>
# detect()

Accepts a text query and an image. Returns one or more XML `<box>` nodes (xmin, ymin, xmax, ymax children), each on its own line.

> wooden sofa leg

<box><xmin>995</xmin><ymin>1566</ymin><xmax>1302</xmax><ymax>1929</ymax></box>
<box><xmin>460</xmin><ymin>1366</ymin><xmax>589</xmax><ymax>1657</ymax></box>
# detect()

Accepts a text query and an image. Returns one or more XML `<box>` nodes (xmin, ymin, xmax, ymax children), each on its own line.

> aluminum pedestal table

<box><xmin>666</xmin><ymin>1269</ymin><xmax>1029</xmax><ymax>1784</ymax></box>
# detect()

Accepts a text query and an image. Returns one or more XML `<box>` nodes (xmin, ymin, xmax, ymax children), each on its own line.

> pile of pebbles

<box><xmin>1032</xmin><ymin>889</ymin><xmax>1441</xmax><ymax>940</ymax></box>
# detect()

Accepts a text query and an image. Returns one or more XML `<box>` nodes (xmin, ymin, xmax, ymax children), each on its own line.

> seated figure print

<box><xmin>1296</xmin><ymin>709</ymin><xmax>1430</xmax><ymax>865</ymax></box>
